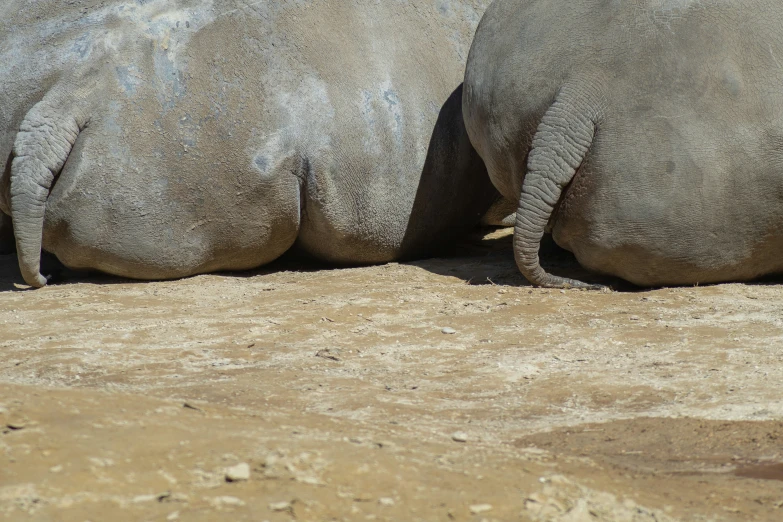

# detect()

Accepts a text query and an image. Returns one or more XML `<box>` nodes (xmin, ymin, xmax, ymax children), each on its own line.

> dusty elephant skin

<box><xmin>464</xmin><ymin>0</ymin><xmax>783</xmax><ymax>288</ymax></box>
<box><xmin>0</xmin><ymin>0</ymin><xmax>498</xmax><ymax>288</ymax></box>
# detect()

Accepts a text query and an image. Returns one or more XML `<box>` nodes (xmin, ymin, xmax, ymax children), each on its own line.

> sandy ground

<box><xmin>1</xmin><ymin>228</ymin><xmax>782</xmax><ymax>521</ymax></box>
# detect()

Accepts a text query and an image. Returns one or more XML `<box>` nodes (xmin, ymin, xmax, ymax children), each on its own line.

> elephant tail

<box><xmin>10</xmin><ymin>88</ymin><xmax>90</xmax><ymax>288</ymax></box>
<box><xmin>513</xmin><ymin>80</ymin><xmax>606</xmax><ymax>289</ymax></box>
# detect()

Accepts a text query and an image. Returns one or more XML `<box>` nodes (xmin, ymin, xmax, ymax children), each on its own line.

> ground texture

<box><xmin>1</xmin><ymin>229</ymin><xmax>782</xmax><ymax>521</ymax></box>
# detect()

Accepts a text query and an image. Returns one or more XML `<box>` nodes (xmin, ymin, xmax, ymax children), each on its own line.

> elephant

<box><xmin>0</xmin><ymin>0</ymin><xmax>499</xmax><ymax>287</ymax></box>
<box><xmin>463</xmin><ymin>0</ymin><xmax>783</xmax><ymax>288</ymax></box>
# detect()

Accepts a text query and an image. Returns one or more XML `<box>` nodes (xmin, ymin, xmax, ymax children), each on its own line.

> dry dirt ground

<box><xmin>1</xmin><ymin>228</ymin><xmax>783</xmax><ymax>522</ymax></box>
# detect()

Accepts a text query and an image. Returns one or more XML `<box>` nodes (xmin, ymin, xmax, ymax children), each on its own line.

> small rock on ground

<box><xmin>269</xmin><ymin>501</ymin><xmax>292</xmax><ymax>511</ymax></box>
<box><xmin>225</xmin><ymin>462</ymin><xmax>250</xmax><ymax>482</ymax></box>
<box><xmin>470</xmin><ymin>503</ymin><xmax>493</xmax><ymax>514</ymax></box>
<box><xmin>210</xmin><ymin>496</ymin><xmax>245</xmax><ymax>507</ymax></box>
<box><xmin>451</xmin><ymin>431</ymin><xmax>468</xmax><ymax>442</ymax></box>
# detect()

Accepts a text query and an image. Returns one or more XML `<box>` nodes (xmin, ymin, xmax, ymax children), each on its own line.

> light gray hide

<box><xmin>0</xmin><ymin>0</ymin><xmax>498</xmax><ymax>287</ymax></box>
<box><xmin>479</xmin><ymin>196</ymin><xmax>517</xmax><ymax>227</ymax></box>
<box><xmin>464</xmin><ymin>0</ymin><xmax>783</xmax><ymax>287</ymax></box>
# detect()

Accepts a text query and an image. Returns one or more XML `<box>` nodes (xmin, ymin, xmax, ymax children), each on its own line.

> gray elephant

<box><xmin>0</xmin><ymin>0</ymin><xmax>498</xmax><ymax>287</ymax></box>
<box><xmin>464</xmin><ymin>0</ymin><xmax>783</xmax><ymax>287</ymax></box>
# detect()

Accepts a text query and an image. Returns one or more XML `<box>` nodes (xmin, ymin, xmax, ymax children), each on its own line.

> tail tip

<box><xmin>22</xmin><ymin>271</ymin><xmax>48</xmax><ymax>289</ymax></box>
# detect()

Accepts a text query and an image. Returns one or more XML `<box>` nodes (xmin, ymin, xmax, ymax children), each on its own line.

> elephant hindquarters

<box><xmin>42</xmin><ymin>123</ymin><xmax>304</xmax><ymax>281</ymax></box>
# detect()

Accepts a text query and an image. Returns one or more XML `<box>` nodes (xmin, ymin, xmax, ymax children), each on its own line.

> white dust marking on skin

<box><xmin>768</xmin><ymin>44</ymin><xmax>782</xmax><ymax>69</ymax></box>
<box><xmin>631</xmin><ymin>0</ymin><xmax>710</xmax><ymax>34</ymax></box>
<box><xmin>247</xmin><ymin>77</ymin><xmax>335</xmax><ymax>179</ymax></box>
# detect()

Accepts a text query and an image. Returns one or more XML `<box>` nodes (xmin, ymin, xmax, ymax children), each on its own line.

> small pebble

<box><xmin>49</xmin><ymin>465</ymin><xmax>63</xmax><ymax>473</ymax></box>
<box><xmin>470</xmin><ymin>504</ymin><xmax>493</xmax><ymax>514</ymax></box>
<box><xmin>167</xmin><ymin>512</ymin><xmax>180</xmax><ymax>521</ymax></box>
<box><xmin>451</xmin><ymin>431</ymin><xmax>468</xmax><ymax>442</ymax></box>
<box><xmin>269</xmin><ymin>501</ymin><xmax>292</xmax><ymax>511</ymax></box>
<box><xmin>379</xmin><ymin>497</ymin><xmax>395</xmax><ymax>506</ymax></box>
<box><xmin>164</xmin><ymin>493</ymin><xmax>190</xmax><ymax>503</ymax></box>
<box><xmin>132</xmin><ymin>494</ymin><xmax>158</xmax><ymax>503</ymax></box>
<box><xmin>441</xmin><ymin>327</ymin><xmax>456</xmax><ymax>335</ymax></box>
<box><xmin>214</xmin><ymin>496</ymin><xmax>245</xmax><ymax>507</ymax></box>
<box><xmin>225</xmin><ymin>462</ymin><xmax>250</xmax><ymax>482</ymax></box>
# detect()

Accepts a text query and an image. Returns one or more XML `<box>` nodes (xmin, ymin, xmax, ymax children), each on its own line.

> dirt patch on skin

<box><xmin>2</xmin><ymin>228</ymin><xmax>783</xmax><ymax>521</ymax></box>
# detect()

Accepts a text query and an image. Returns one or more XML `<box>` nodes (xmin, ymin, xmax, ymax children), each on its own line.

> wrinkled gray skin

<box><xmin>0</xmin><ymin>0</ymin><xmax>498</xmax><ymax>287</ymax></box>
<box><xmin>464</xmin><ymin>0</ymin><xmax>783</xmax><ymax>287</ymax></box>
